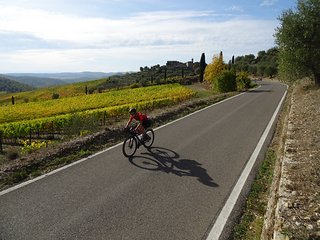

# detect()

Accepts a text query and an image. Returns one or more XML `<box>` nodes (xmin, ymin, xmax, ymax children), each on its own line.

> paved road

<box><xmin>0</xmin><ymin>81</ymin><xmax>287</xmax><ymax>240</ymax></box>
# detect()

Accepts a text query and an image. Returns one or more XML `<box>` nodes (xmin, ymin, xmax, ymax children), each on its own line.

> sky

<box><xmin>0</xmin><ymin>0</ymin><xmax>297</xmax><ymax>73</ymax></box>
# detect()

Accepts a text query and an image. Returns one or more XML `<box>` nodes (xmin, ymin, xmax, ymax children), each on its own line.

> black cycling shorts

<box><xmin>142</xmin><ymin>118</ymin><xmax>152</xmax><ymax>128</ymax></box>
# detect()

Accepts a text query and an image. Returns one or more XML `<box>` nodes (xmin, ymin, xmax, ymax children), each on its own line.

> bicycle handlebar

<box><xmin>125</xmin><ymin>126</ymin><xmax>138</xmax><ymax>135</ymax></box>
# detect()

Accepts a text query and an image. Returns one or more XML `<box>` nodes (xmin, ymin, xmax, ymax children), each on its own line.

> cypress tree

<box><xmin>219</xmin><ymin>51</ymin><xmax>223</xmax><ymax>61</ymax></box>
<box><xmin>199</xmin><ymin>53</ymin><xmax>207</xmax><ymax>82</ymax></box>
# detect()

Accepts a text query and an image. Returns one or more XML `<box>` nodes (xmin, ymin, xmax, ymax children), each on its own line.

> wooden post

<box><xmin>12</xmin><ymin>96</ymin><xmax>15</xmax><ymax>105</ymax></box>
<box><xmin>0</xmin><ymin>131</ymin><xmax>3</xmax><ymax>153</ymax></box>
<box><xmin>29</xmin><ymin>128</ymin><xmax>32</xmax><ymax>145</ymax></box>
<box><xmin>51</xmin><ymin>121</ymin><xmax>54</xmax><ymax>139</ymax></box>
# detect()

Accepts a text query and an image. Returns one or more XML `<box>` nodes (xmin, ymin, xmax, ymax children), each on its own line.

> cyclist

<box><xmin>125</xmin><ymin>108</ymin><xmax>152</xmax><ymax>141</ymax></box>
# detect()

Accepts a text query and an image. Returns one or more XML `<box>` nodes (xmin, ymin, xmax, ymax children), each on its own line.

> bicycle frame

<box><xmin>122</xmin><ymin>127</ymin><xmax>154</xmax><ymax>157</ymax></box>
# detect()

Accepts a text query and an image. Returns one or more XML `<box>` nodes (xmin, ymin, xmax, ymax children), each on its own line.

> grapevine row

<box><xmin>0</xmin><ymin>84</ymin><xmax>192</xmax><ymax>124</ymax></box>
<box><xmin>0</xmin><ymin>85</ymin><xmax>195</xmax><ymax>138</ymax></box>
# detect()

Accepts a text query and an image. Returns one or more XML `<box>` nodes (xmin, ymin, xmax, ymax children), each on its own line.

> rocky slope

<box><xmin>272</xmin><ymin>80</ymin><xmax>320</xmax><ymax>240</ymax></box>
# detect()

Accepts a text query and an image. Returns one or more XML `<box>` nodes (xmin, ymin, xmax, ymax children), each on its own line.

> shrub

<box><xmin>52</xmin><ymin>93</ymin><xmax>60</xmax><ymax>99</ymax></box>
<box><xmin>130</xmin><ymin>83</ymin><xmax>140</xmax><ymax>88</ymax></box>
<box><xmin>7</xmin><ymin>170</ymin><xmax>29</xmax><ymax>184</ymax></box>
<box><xmin>5</xmin><ymin>147</ymin><xmax>19</xmax><ymax>160</ymax></box>
<box><xmin>237</xmin><ymin>71</ymin><xmax>251</xmax><ymax>90</ymax></box>
<box><xmin>21</xmin><ymin>140</ymin><xmax>47</xmax><ymax>154</ymax></box>
<box><xmin>88</xmin><ymin>88</ymin><xmax>95</xmax><ymax>94</ymax></box>
<box><xmin>215</xmin><ymin>70</ymin><xmax>237</xmax><ymax>93</ymax></box>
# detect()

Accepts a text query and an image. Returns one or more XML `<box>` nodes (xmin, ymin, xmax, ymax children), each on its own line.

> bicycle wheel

<box><xmin>122</xmin><ymin>137</ymin><xmax>137</xmax><ymax>157</ymax></box>
<box><xmin>143</xmin><ymin>129</ymin><xmax>154</xmax><ymax>148</ymax></box>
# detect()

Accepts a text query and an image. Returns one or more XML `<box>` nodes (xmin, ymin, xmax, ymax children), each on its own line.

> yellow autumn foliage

<box><xmin>204</xmin><ymin>52</ymin><xmax>227</xmax><ymax>84</ymax></box>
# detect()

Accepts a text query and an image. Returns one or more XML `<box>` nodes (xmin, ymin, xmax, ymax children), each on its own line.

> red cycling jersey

<box><xmin>129</xmin><ymin>112</ymin><xmax>148</xmax><ymax>123</ymax></box>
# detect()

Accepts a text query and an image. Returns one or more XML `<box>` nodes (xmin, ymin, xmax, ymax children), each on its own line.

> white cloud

<box><xmin>0</xmin><ymin>7</ymin><xmax>218</xmax><ymax>47</ymax></box>
<box><xmin>0</xmin><ymin>6</ymin><xmax>278</xmax><ymax>72</ymax></box>
<box><xmin>0</xmin><ymin>7</ymin><xmax>116</xmax><ymax>44</ymax></box>
<box><xmin>228</xmin><ymin>5</ymin><xmax>244</xmax><ymax>13</ymax></box>
<box><xmin>260</xmin><ymin>0</ymin><xmax>278</xmax><ymax>7</ymax></box>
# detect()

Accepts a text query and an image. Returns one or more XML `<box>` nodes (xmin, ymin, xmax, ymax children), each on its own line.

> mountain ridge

<box><xmin>0</xmin><ymin>75</ymin><xmax>34</xmax><ymax>93</ymax></box>
<box><xmin>0</xmin><ymin>71</ymin><xmax>126</xmax><ymax>89</ymax></box>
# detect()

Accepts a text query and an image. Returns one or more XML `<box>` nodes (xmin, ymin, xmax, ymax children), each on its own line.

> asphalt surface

<box><xmin>0</xmin><ymin>81</ymin><xmax>287</xmax><ymax>240</ymax></box>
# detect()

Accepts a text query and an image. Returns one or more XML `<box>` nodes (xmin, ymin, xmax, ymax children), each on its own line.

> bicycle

<box><xmin>122</xmin><ymin>127</ymin><xmax>155</xmax><ymax>157</ymax></box>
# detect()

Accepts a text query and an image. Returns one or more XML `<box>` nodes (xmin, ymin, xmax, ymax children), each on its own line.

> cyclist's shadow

<box><xmin>128</xmin><ymin>147</ymin><xmax>218</xmax><ymax>188</ymax></box>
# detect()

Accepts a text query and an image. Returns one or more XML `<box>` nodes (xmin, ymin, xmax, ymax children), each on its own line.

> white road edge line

<box><xmin>0</xmin><ymin>87</ymin><xmax>256</xmax><ymax>197</ymax></box>
<box><xmin>205</xmin><ymin>85</ymin><xmax>288</xmax><ymax>240</ymax></box>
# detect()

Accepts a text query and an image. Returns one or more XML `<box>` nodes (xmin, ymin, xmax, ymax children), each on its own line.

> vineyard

<box><xmin>0</xmin><ymin>84</ymin><xmax>195</xmax><ymax>152</ymax></box>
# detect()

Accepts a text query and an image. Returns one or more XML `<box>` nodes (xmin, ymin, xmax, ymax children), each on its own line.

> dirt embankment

<box><xmin>271</xmin><ymin>79</ymin><xmax>320</xmax><ymax>240</ymax></box>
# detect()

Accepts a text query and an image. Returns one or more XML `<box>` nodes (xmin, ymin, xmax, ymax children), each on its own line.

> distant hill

<box><xmin>3</xmin><ymin>75</ymin><xmax>67</xmax><ymax>88</ymax></box>
<box><xmin>39</xmin><ymin>72</ymin><xmax>124</xmax><ymax>82</ymax></box>
<box><xmin>5</xmin><ymin>72</ymin><xmax>124</xmax><ymax>86</ymax></box>
<box><xmin>0</xmin><ymin>76</ymin><xmax>34</xmax><ymax>93</ymax></box>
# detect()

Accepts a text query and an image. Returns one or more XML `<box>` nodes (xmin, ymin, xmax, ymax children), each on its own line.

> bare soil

<box><xmin>273</xmin><ymin>79</ymin><xmax>320</xmax><ymax>240</ymax></box>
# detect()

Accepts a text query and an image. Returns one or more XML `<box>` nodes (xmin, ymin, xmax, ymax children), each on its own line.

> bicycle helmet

<box><xmin>129</xmin><ymin>108</ymin><xmax>137</xmax><ymax>114</ymax></box>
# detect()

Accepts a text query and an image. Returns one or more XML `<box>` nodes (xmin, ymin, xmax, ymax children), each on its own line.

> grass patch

<box><xmin>233</xmin><ymin>149</ymin><xmax>277</xmax><ymax>240</ymax></box>
<box><xmin>0</xmin><ymin>154</ymin><xmax>6</xmax><ymax>165</ymax></box>
<box><xmin>6</xmin><ymin>170</ymin><xmax>29</xmax><ymax>185</ymax></box>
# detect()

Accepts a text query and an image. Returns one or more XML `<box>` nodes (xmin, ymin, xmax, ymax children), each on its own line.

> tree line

<box><xmin>200</xmin><ymin>0</ymin><xmax>319</xmax><ymax>92</ymax></box>
<box><xmin>231</xmin><ymin>48</ymin><xmax>278</xmax><ymax>78</ymax></box>
<box><xmin>0</xmin><ymin>76</ymin><xmax>34</xmax><ymax>93</ymax></box>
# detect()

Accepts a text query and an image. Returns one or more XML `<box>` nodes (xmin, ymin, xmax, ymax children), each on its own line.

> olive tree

<box><xmin>275</xmin><ymin>0</ymin><xmax>320</xmax><ymax>86</ymax></box>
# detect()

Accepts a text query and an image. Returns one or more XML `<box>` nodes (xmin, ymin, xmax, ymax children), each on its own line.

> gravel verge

<box><xmin>272</xmin><ymin>79</ymin><xmax>320</xmax><ymax>240</ymax></box>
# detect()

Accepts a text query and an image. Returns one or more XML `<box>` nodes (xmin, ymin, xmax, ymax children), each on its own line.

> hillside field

<box><xmin>0</xmin><ymin>84</ymin><xmax>195</xmax><ymax>137</ymax></box>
